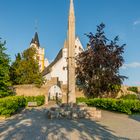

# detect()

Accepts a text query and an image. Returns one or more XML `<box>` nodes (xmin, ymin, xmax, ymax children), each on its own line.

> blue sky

<box><xmin>0</xmin><ymin>0</ymin><xmax>140</xmax><ymax>86</ymax></box>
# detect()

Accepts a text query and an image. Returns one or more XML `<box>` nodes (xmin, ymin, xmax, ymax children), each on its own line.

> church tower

<box><xmin>67</xmin><ymin>0</ymin><xmax>76</xmax><ymax>103</ymax></box>
<box><xmin>30</xmin><ymin>32</ymin><xmax>45</xmax><ymax>72</ymax></box>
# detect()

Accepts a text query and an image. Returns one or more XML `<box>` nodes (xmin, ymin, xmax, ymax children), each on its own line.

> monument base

<box><xmin>46</xmin><ymin>103</ymin><xmax>101</xmax><ymax>120</ymax></box>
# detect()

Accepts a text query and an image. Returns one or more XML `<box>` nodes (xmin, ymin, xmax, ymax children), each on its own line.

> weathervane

<box><xmin>35</xmin><ymin>19</ymin><xmax>38</xmax><ymax>32</ymax></box>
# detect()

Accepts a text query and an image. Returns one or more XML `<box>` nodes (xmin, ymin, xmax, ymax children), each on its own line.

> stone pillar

<box><xmin>61</xmin><ymin>85</ymin><xmax>68</xmax><ymax>103</ymax></box>
<box><xmin>67</xmin><ymin>0</ymin><xmax>76</xmax><ymax>103</ymax></box>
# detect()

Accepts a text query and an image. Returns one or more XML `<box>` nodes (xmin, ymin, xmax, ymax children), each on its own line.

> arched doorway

<box><xmin>48</xmin><ymin>85</ymin><xmax>62</xmax><ymax>103</ymax></box>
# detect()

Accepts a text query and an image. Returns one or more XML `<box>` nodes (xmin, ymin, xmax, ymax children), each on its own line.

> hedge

<box><xmin>120</xmin><ymin>94</ymin><xmax>138</xmax><ymax>100</ymax></box>
<box><xmin>0</xmin><ymin>96</ymin><xmax>26</xmax><ymax>116</ymax></box>
<box><xmin>76</xmin><ymin>97</ymin><xmax>140</xmax><ymax>114</ymax></box>
<box><xmin>0</xmin><ymin>95</ymin><xmax>45</xmax><ymax>116</ymax></box>
<box><xmin>0</xmin><ymin>90</ymin><xmax>15</xmax><ymax>98</ymax></box>
<box><xmin>25</xmin><ymin>95</ymin><xmax>45</xmax><ymax>106</ymax></box>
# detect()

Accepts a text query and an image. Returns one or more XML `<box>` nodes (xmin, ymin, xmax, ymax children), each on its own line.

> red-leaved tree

<box><xmin>76</xmin><ymin>23</ymin><xmax>127</xmax><ymax>98</ymax></box>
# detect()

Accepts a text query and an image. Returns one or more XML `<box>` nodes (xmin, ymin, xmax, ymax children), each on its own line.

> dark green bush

<box><xmin>127</xmin><ymin>86</ymin><xmax>138</xmax><ymax>93</ymax></box>
<box><xmin>76</xmin><ymin>97</ymin><xmax>140</xmax><ymax>114</ymax></box>
<box><xmin>0</xmin><ymin>95</ymin><xmax>45</xmax><ymax>116</ymax></box>
<box><xmin>0</xmin><ymin>90</ymin><xmax>15</xmax><ymax>98</ymax></box>
<box><xmin>120</xmin><ymin>94</ymin><xmax>138</xmax><ymax>100</ymax></box>
<box><xmin>0</xmin><ymin>96</ymin><xmax>26</xmax><ymax>116</ymax></box>
<box><xmin>25</xmin><ymin>95</ymin><xmax>45</xmax><ymax>106</ymax></box>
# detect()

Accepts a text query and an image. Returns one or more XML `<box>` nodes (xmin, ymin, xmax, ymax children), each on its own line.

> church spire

<box><xmin>30</xmin><ymin>32</ymin><xmax>40</xmax><ymax>48</ymax></box>
<box><xmin>34</xmin><ymin>32</ymin><xmax>40</xmax><ymax>47</ymax></box>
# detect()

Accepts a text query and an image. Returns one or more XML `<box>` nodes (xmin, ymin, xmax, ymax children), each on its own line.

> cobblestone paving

<box><xmin>0</xmin><ymin>107</ymin><xmax>140</xmax><ymax>140</ymax></box>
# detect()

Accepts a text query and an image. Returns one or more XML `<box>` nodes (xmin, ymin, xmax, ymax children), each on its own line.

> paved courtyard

<box><xmin>0</xmin><ymin>107</ymin><xmax>140</xmax><ymax>140</ymax></box>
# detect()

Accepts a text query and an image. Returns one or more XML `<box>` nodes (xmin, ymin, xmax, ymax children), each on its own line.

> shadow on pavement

<box><xmin>0</xmin><ymin>108</ymin><xmax>129</xmax><ymax>140</ymax></box>
<box><xmin>129</xmin><ymin>114</ymin><xmax>140</xmax><ymax>123</ymax></box>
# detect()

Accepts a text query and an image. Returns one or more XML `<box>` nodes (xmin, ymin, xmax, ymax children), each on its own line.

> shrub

<box><xmin>76</xmin><ymin>97</ymin><xmax>88</xmax><ymax>103</ymax></box>
<box><xmin>0</xmin><ymin>96</ymin><xmax>26</xmax><ymax>116</ymax></box>
<box><xmin>25</xmin><ymin>95</ymin><xmax>45</xmax><ymax>106</ymax></box>
<box><xmin>0</xmin><ymin>95</ymin><xmax>45</xmax><ymax>116</ymax></box>
<box><xmin>76</xmin><ymin>97</ymin><xmax>140</xmax><ymax>114</ymax></box>
<box><xmin>127</xmin><ymin>86</ymin><xmax>138</xmax><ymax>93</ymax></box>
<box><xmin>120</xmin><ymin>94</ymin><xmax>138</xmax><ymax>100</ymax></box>
<box><xmin>0</xmin><ymin>90</ymin><xmax>15</xmax><ymax>98</ymax></box>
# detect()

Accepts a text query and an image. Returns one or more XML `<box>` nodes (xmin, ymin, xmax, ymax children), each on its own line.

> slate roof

<box><xmin>30</xmin><ymin>32</ymin><xmax>40</xmax><ymax>47</ymax></box>
<box><xmin>42</xmin><ymin>49</ymin><xmax>63</xmax><ymax>76</ymax></box>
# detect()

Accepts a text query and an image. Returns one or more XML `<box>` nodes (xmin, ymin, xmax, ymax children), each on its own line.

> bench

<box><xmin>27</xmin><ymin>102</ymin><xmax>37</xmax><ymax>107</ymax></box>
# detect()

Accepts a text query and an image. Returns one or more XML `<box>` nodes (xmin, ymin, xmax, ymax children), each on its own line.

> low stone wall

<box><xmin>14</xmin><ymin>85</ymin><xmax>47</xmax><ymax>96</ymax></box>
<box><xmin>117</xmin><ymin>85</ymin><xmax>140</xmax><ymax>98</ymax></box>
<box><xmin>75</xmin><ymin>87</ymin><xmax>85</xmax><ymax>98</ymax></box>
<box><xmin>14</xmin><ymin>85</ymin><xmax>84</xmax><ymax>97</ymax></box>
<box><xmin>14</xmin><ymin>84</ymin><xmax>139</xmax><ymax>103</ymax></box>
<box><xmin>14</xmin><ymin>84</ymin><xmax>85</xmax><ymax>104</ymax></box>
<box><xmin>138</xmin><ymin>87</ymin><xmax>140</xmax><ymax>93</ymax></box>
<box><xmin>14</xmin><ymin>84</ymin><xmax>49</xmax><ymax>104</ymax></box>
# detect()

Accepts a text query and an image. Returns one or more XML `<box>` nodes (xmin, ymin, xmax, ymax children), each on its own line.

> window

<box><xmin>63</xmin><ymin>67</ymin><xmax>65</xmax><ymax>70</ymax></box>
<box><xmin>79</xmin><ymin>47</ymin><xmax>83</xmax><ymax>52</ymax></box>
<box><xmin>63</xmin><ymin>66</ymin><xmax>67</xmax><ymax>70</ymax></box>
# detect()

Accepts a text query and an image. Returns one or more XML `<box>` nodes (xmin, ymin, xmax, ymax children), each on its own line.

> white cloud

<box><xmin>133</xmin><ymin>20</ymin><xmax>140</xmax><ymax>25</ymax></box>
<box><xmin>121</xmin><ymin>62</ymin><xmax>140</xmax><ymax>69</ymax></box>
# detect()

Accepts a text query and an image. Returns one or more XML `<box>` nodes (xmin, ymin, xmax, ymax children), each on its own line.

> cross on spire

<box><xmin>35</xmin><ymin>19</ymin><xmax>38</xmax><ymax>32</ymax></box>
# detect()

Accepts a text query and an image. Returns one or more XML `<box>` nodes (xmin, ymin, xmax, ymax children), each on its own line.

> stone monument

<box><xmin>46</xmin><ymin>0</ymin><xmax>102</xmax><ymax>120</ymax></box>
<box><xmin>67</xmin><ymin>0</ymin><xmax>76</xmax><ymax>103</ymax></box>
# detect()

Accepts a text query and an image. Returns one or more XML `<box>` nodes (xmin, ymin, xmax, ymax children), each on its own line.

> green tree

<box><xmin>127</xmin><ymin>86</ymin><xmax>138</xmax><ymax>93</ymax></box>
<box><xmin>10</xmin><ymin>47</ymin><xmax>45</xmax><ymax>87</ymax></box>
<box><xmin>76</xmin><ymin>23</ymin><xmax>127</xmax><ymax>98</ymax></box>
<box><xmin>0</xmin><ymin>39</ymin><xmax>12</xmax><ymax>98</ymax></box>
<box><xmin>10</xmin><ymin>53</ymin><xmax>22</xmax><ymax>84</ymax></box>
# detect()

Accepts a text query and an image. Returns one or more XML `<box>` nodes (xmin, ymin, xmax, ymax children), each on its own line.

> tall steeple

<box><xmin>67</xmin><ymin>0</ymin><xmax>76</xmax><ymax>103</ymax></box>
<box><xmin>34</xmin><ymin>32</ymin><xmax>40</xmax><ymax>47</ymax></box>
<box><xmin>30</xmin><ymin>32</ymin><xmax>40</xmax><ymax>48</ymax></box>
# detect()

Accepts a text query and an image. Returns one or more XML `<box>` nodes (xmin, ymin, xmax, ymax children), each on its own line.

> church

<box><xmin>30</xmin><ymin>0</ymin><xmax>84</xmax><ymax>98</ymax></box>
<box><xmin>42</xmin><ymin>0</ymin><xmax>84</xmax><ymax>85</ymax></box>
<box><xmin>42</xmin><ymin>37</ymin><xmax>83</xmax><ymax>85</ymax></box>
<box><xmin>29</xmin><ymin>0</ymin><xmax>84</xmax><ymax>84</ymax></box>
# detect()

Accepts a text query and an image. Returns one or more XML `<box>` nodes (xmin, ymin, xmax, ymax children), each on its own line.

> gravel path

<box><xmin>0</xmin><ymin>107</ymin><xmax>140</xmax><ymax>140</ymax></box>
